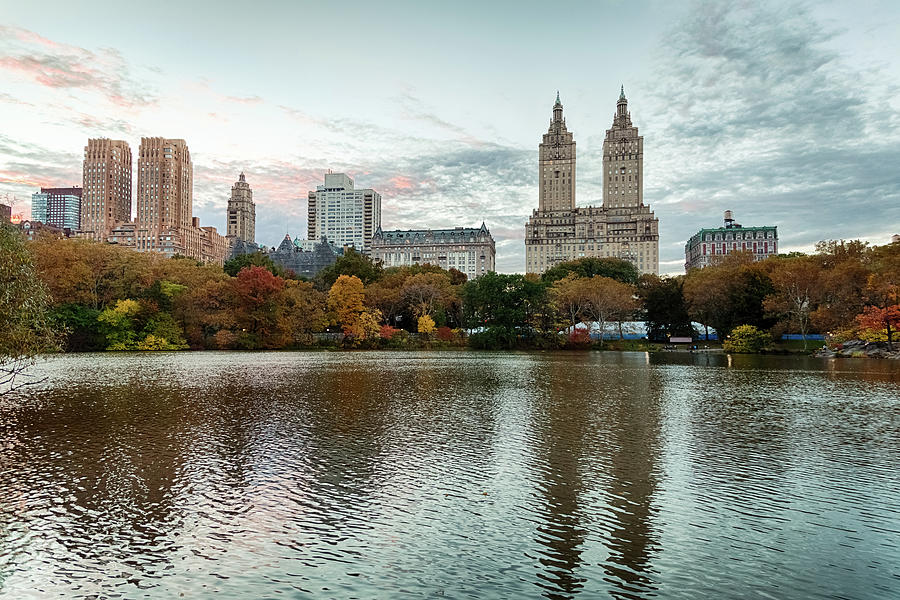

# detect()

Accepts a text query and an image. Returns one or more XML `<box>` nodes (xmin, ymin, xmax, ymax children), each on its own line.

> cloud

<box><xmin>0</xmin><ymin>26</ymin><xmax>158</xmax><ymax>108</ymax></box>
<box><xmin>638</xmin><ymin>0</ymin><xmax>900</xmax><ymax>273</ymax></box>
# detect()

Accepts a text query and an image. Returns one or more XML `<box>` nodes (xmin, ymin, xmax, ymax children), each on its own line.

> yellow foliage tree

<box><xmin>418</xmin><ymin>314</ymin><xmax>436</xmax><ymax>335</ymax></box>
<box><xmin>327</xmin><ymin>275</ymin><xmax>365</xmax><ymax>328</ymax></box>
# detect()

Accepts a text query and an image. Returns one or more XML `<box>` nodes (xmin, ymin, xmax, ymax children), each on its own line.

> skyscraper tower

<box><xmin>227</xmin><ymin>172</ymin><xmax>255</xmax><ymax>243</ymax></box>
<box><xmin>525</xmin><ymin>88</ymin><xmax>659</xmax><ymax>275</ymax></box>
<box><xmin>136</xmin><ymin>137</ymin><xmax>192</xmax><ymax>252</ymax></box>
<box><xmin>603</xmin><ymin>86</ymin><xmax>643</xmax><ymax>209</ymax></box>
<box><xmin>81</xmin><ymin>139</ymin><xmax>132</xmax><ymax>240</ymax></box>
<box><xmin>539</xmin><ymin>92</ymin><xmax>576</xmax><ymax>212</ymax></box>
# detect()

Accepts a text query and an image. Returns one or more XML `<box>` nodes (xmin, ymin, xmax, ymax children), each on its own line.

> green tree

<box><xmin>637</xmin><ymin>274</ymin><xmax>695</xmax><ymax>341</ymax></box>
<box><xmin>542</xmin><ymin>256</ymin><xmax>639</xmax><ymax>285</ymax></box>
<box><xmin>316</xmin><ymin>248</ymin><xmax>382</xmax><ymax>290</ymax></box>
<box><xmin>461</xmin><ymin>272</ymin><xmax>551</xmax><ymax>348</ymax></box>
<box><xmin>224</xmin><ymin>252</ymin><xmax>285</xmax><ymax>278</ymax></box>
<box><xmin>1</xmin><ymin>224</ymin><xmax>60</xmax><ymax>392</ymax></box>
<box><xmin>723</xmin><ymin>325</ymin><xmax>772</xmax><ymax>353</ymax></box>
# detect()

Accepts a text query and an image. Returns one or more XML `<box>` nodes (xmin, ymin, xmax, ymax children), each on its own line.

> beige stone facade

<box><xmin>371</xmin><ymin>223</ymin><xmax>495</xmax><ymax>280</ymax></box>
<box><xmin>103</xmin><ymin>137</ymin><xmax>225</xmax><ymax>265</ymax></box>
<box><xmin>80</xmin><ymin>139</ymin><xmax>132</xmax><ymax>241</ymax></box>
<box><xmin>227</xmin><ymin>172</ymin><xmax>255</xmax><ymax>243</ymax></box>
<box><xmin>525</xmin><ymin>90</ymin><xmax>659</xmax><ymax>275</ymax></box>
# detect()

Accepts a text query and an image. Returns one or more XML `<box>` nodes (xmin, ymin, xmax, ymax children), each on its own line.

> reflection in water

<box><xmin>526</xmin><ymin>353</ymin><xmax>663</xmax><ymax>599</ymax></box>
<box><xmin>0</xmin><ymin>351</ymin><xmax>898</xmax><ymax>599</ymax></box>
<box><xmin>528</xmin><ymin>357</ymin><xmax>590</xmax><ymax>599</ymax></box>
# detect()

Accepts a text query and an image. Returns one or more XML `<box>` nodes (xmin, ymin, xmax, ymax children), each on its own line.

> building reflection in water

<box><xmin>526</xmin><ymin>353</ymin><xmax>663</xmax><ymax>599</ymax></box>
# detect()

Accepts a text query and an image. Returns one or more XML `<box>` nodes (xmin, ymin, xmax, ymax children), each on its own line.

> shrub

<box><xmin>379</xmin><ymin>324</ymin><xmax>401</xmax><ymax>339</ymax></box>
<box><xmin>723</xmin><ymin>324</ymin><xmax>772</xmax><ymax>353</ymax></box>
<box><xmin>565</xmin><ymin>328</ymin><xmax>593</xmax><ymax>349</ymax></box>
<box><xmin>436</xmin><ymin>326</ymin><xmax>455</xmax><ymax>341</ymax></box>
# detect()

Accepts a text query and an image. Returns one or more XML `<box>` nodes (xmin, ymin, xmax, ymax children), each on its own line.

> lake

<box><xmin>1</xmin><ymin>351</ymin><xmax>899</xmax><ymax>599</ymax></box>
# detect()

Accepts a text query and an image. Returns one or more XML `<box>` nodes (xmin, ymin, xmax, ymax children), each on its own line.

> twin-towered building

<box><xmin>525</xmin><ymin>89</ymin><xmax>660</xmax><ymax>275</ymax></box>
<box><xmin>74</xmin><ymin>137</ymin><xmax>227</xmax><ymax>264</ymax></box>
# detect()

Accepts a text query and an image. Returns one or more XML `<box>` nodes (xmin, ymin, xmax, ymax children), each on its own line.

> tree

<box><xmin>1</xmin><ymin>224</ymin><xmax>60</xmax><ymax>392</ymax></box>
<box><xmin>550</xmin><ymin>274</ymin><xmax>588</xmax><ymax>331</ymax></box>
<box><xmin>861</xmin><ymin>272</ymin><xmax>900</xmax><ymax>351</ymax></box>
<box><xmin>316</xmin><ymin>248</ymin><xmax>382</xmax><ymax>290</ymax></box>
<box><xmin>763</xmin><ymin>256</ymin><xmax>821</xmax><ymax>349</ymax></box>
<box><xmin>542</xmin><ymin>256</ymin><xmax>639</xmax><ymax>285</ymax></box>
<box><xmin>579</xmin><ymin>276</ymin><xmax>637</xmax><ymax>347</ymax></box>
<box><xmin>276</xmin><ymin>280</ymin><xmax>327</xmax><ymax>347</ymax></box>
<box><xmin>418</xmin><ymin>315</ymin><xmax>436</xmax><ymax>335</ymax></box>
<box><xmin>723</xmin><ymin>324</ymin><xmax>772</xmax><ymax>353</ymax></box>
<box><xmin>228</xmin><ymin>266</ymin><xmax>286</xmax><ymax>347</ymax></box>
<box><xmin>683</xmin><ymin>252</ymin><xmax>774</xmax><ymax>338</ymax></box>
<box><xmin>402</xmin><ymin>272</ymin><xmax>452</xmax><ymax>321</ymax></box>
<box><xmin>224</xmin><ymin>252</ymin><xmax>285</xmax><ymax>278</ymax></box>
<box><xmin>637</xmin><ymin>274</ymin><xmax>695</xmax><ymax>341</ymax></box>
<box><xmin>97</xmin><ymin>298</ymin><xmax>142</xmax><ymax>350</ymax></box>
<box><xmin>327</xmin><ymin>274</ymin><xmax>380</xmax><ymax>344</ymax></box>
<box><xmin>461</xmin><ymin>272</ymin><xmax>551</xmax><ymax>348</ymax></box>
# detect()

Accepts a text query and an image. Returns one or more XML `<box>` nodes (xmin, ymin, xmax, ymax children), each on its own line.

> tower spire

<box><xmin>555</xmin><ymin>90</ymin><xmax>561</xmax><ymax>105</ymax></box>
<box><xmin>619</xmin><ymin>85</ymin><xmax>625</xmax><ymax>101</ymax></box>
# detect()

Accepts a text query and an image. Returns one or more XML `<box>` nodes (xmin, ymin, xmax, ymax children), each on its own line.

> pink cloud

<box><xmin>0</xmin><ymin>27</ymin><xmax>157</xmax><ymax>108</ymax></box>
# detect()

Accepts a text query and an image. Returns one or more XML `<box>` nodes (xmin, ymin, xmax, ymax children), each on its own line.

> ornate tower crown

<box><xmin>615</xmin><ymin>85</ymin><xmax>632</xmax><ymax>127</ymax></box>
<box><xmin>552</xmin><ymin>90</ymin><xmax>564</xmax><ymax>124</ymax></box>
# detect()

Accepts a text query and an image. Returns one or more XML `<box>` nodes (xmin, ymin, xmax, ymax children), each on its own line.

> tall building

<box><xmin>31</xmin><ymin>187</ymin><xmax>82</xmax><ymax>230</ymax></box>
<box><xmin>307</xmin><ymin>172</ymin><xmax>381</xmax><ymax>254</ymax></box>
<box><xmin>525</xmin><ymin>89</ymin><xmax>659</xmax><ymax>275</ymax></box>
<box><xmin>0</xmin><ymin>203</ymin><xmax>10</xmax><ymax>223</ymax></box>
<box><xmin>684</xmin><ymin>211</ymin><xmax>778</xmax><ymax>271</ymax></box>
<box><xmin>227</xmin><ymin>171</ymin><xmax>255</xmax><ymax>243</ymax></box>
<box><xmin>371</xmin><ymin>223</ymin><xmax>496</xmax><ymax>280</ymax></box>
<box><xmin>81</xmin><ymin>139</ymin><xmax>132</xmax><ymax>240</ymax></box>
<box><xmin>135</xmin><ymin>137</ymin><xmax>195</xmax><ymax>255</ymax></box>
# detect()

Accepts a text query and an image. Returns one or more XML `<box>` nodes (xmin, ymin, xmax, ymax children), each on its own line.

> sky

<box><xmin>1</xmin><ymin>0</ymin><xmax>899</xmax><ymax>273</ymax></box>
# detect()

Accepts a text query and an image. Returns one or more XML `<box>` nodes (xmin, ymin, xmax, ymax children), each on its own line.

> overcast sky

<box><xmin>1</xmin><ymin>0</ymin><xmax>899</xmax><ymax>273</ymax></box>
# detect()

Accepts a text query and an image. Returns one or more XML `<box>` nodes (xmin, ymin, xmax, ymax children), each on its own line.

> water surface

<box><xmin>1</xmin><ymin>351</ymin><xmax>898</xmax><ymax>599</ymax></box>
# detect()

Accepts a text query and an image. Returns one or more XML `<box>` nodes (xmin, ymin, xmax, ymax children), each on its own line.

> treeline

<box><xmin>21</xmin><ymin>234</ymin><xmax>900</xmax><ymax>352</ymax></box>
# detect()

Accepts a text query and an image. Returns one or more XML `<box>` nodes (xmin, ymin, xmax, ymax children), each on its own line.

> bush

<box><xmin>379</xmin><ymin>324</ymin><xmax>401</xmax><ymax>339</ymax></box>
<box><xmin>468</xmin><ymin>326</ymin><xmax>517</xmax><ymax>349</ymax></box>
<box><xmin>723</xmin><ymin>324</ymin><xmax>772</xmax><ymax>353</ymax></box>
<box><xmin>565</xmin><ymin>328</ymin><xmax>593</xmax><ymax>350</ymax></box>
<box><xmin>436</xmin><ymin>326</ymin><xmax>455</xmax><ymax>342</ymax></box>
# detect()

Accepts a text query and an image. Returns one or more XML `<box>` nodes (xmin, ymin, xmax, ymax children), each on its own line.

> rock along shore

<box><xmin>815</xmin><ymin>339</ymin><xmax>900</xmax><ymax>359</ymax></box>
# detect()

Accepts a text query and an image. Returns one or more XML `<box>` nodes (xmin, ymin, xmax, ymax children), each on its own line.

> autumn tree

<box><xmin>327</xmin><ymin>274</ymin><xmax>381</xmax><ymax>344</ymax></box>
<box><xmin>684</xmin><ymin>252</ymin><xmax>774</xmax><ymax>338</ymax></box>
<box><xmin>228</xmin><ymin>266</ymin><xmax>286</xmax><ymax>348</ymax></box>
<box><xmin>550</xmin><ymin>274</ymin><xmax>588</xmax><ymax>331</ymax></box>
<box><xmin>402</xmin><ymin>272</ymin><xmax>452</xmax><ymax>321</ymax></box>
<box><xmin>763</xmin><ymin>255</ymin><xmax>821</xmax><ymax>349</ymax></box>
<box><xmin>579</xmin><ymin>276</ymin><xmax>637</xmax><ymax>347</ymax></box>
<box><xmin>1</xmin><ymin>224</ymin><xmax>60</xmax><ymax>392</ymax></box>
<box><xmin>276</xmin><ymin>280</ymin><xmax>327</xmax><ymax>347</ymax></box>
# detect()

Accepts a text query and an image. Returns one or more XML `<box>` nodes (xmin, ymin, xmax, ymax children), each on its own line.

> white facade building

<box><xmin>371</xmin><ymin>224</ymin><xmax>496</xmax><ymax>280</ymax></box>
<box><xmin>307</xmin><ymin>172</ymin><xmax>381</xmax><ymax>254</ymax></box>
